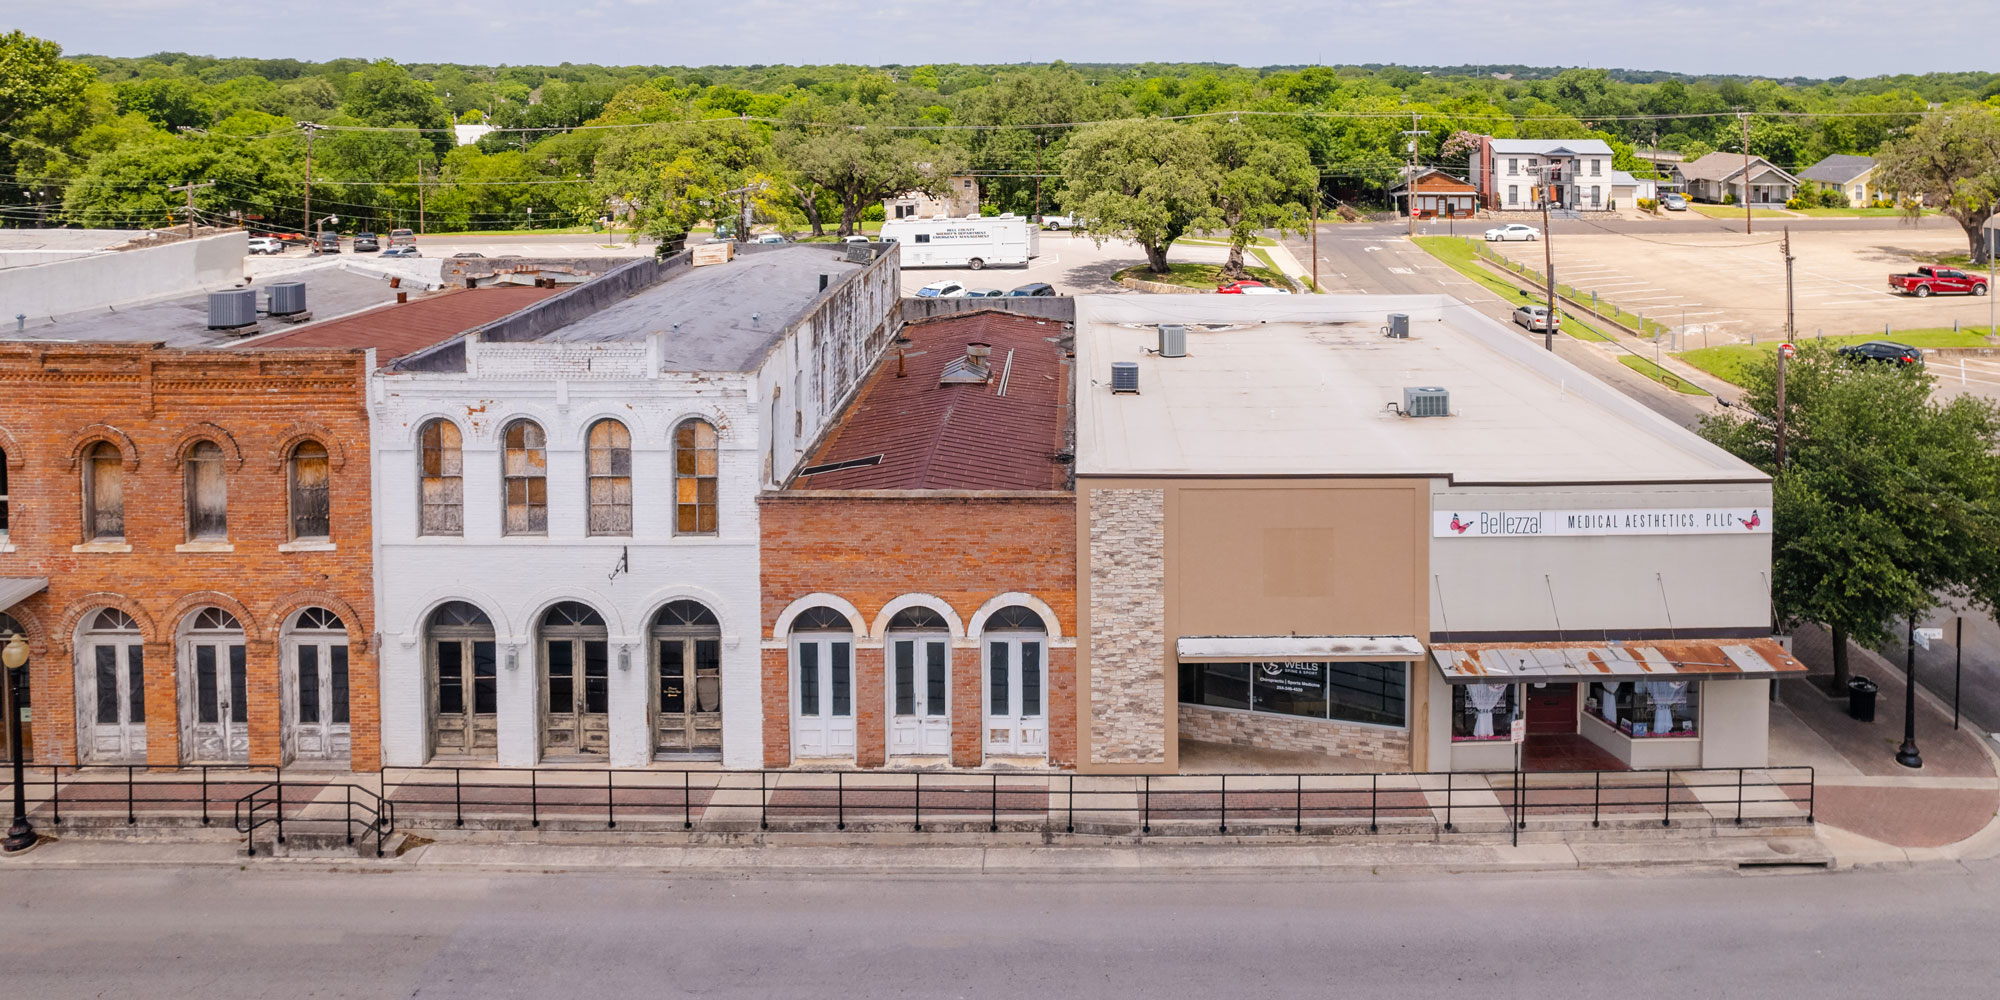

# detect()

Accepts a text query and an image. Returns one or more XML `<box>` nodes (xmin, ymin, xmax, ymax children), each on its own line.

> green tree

<box><xmin>1208</xmin><ymin>124</ymin><xmax>1315</xmax><ymax>279</ymax></box>
<box><xmin>341</xmin><ymin>60</ymin><xmax>451</xmax><ymax>155</ymax></box>
<box><xmin>1876</xmin><ymin>106</ymin><xmax>2000</xmax><ymax>264</ymax></box>
<box><xmin>1700</xmin><ymin>344</ymin><xmax>2000</xmax><ymax>689</ymax></box>
<box><xmin>1060</xmin><ymin>119</ymin><xmax>1221</xmax><ymax>273</ymax></box>
<box><xmin>0</xmin><ymin>30</ymin><xmax>96</xmax><ymax>186</ymax></box>
<box><xmin>774</xmin><ymin>102</ymin><xmax>961</xmax><ymax>236</ymax></box>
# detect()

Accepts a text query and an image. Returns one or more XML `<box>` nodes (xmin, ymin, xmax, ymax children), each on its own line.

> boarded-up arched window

<box><xmin>586</xmin><ymin>419</ymin><xmax>632</xmax><ymax>536</ymax></box>
<box><xmin>83</xmin><ymin>441</ymin><xmax>125</xmax><ymax>542</ymax></box>
<box><xmin>289</xmin><ymin>441</ymin><xmax>331</xmax><ymax>540</ymax></box>
<box><xmin>502</xmin><ymin>419</ymin><xmax>548</xmax><ymax>535</ymax></box>
<box><xmin>674</xmin><ymin>418</ymin><xmax>718</xmax><ymax>535</ymax></box>
<box><xmin>184</xmin><ymin>441</ymin><xmax>227</xmax><ymax>541</ymax></box>
<box><xmin>418</xmin><ymin>419</ymin><xmax>463</xmax><ymax>536</ymax></box>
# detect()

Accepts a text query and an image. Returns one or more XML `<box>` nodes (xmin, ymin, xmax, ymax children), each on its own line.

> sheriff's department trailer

<box><xmin>880</xmin><ymin>215</ymin><xmax>1040</xmax><ymax>269</ymax></box>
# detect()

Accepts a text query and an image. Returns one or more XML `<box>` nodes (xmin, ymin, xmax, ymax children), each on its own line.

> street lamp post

<box><xmin>3</xmin><ymin>631</ymin><xmax>34</xmax><ymax>853</ymax></box>
<box><xmin>1895</xmin><ymin>613</ymin><xmax>1923</xmax><ymax>769</ymax></box>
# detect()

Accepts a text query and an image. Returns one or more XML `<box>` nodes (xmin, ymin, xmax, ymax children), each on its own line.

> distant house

<box><xmin>1465</xmin><ymin>137</ymin><xmax>1620</xmax><ymax>212</ymax></box>
<box><xmin>1392</xmin><ymin>168</ymin><xmax>1478</xmax><ymax>219</ymax></box>
<box><xmin>1798</xmin><ymin>155</ymin><xmax>1882</xmax><ymax>207</ymax></box>
<box><xmin>1606</xmin><ymin>170</ymin><xmax>1652</xmax><ymax>206</ymax></box>
<box><xmin>1678</xmin><ymin>152</ymin><xmax>1800</xmax><ymax>206</ymax></box>
<box><xmin>885</xmin><ymin>175</ymin><xmax>980</xmax><ymax>220</ymax></box>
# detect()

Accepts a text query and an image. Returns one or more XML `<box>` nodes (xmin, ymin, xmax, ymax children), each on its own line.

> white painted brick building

<box><xmin>369</xmin><ymin>246</ymin><xmax>900</xmax><ymax>768</ymax></box>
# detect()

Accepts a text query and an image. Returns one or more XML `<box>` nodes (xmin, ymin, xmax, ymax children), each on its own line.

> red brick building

<box><xmin>759</xmin><ymin>309</ymin><xmax>1076</xmax><ymax>769</ymax></box>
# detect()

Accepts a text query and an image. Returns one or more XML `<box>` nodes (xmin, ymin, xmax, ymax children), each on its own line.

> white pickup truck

<box><xmin>1041</xmin><ymin>214</ymin><xmax>1080</xmax><ymax>230</ymax></box>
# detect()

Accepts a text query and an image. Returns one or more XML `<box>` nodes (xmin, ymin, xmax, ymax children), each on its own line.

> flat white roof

<box><xmin>1072</xmin><ymin>295</ymin><xmax>1766</xmax><ymax>484</ymax></box>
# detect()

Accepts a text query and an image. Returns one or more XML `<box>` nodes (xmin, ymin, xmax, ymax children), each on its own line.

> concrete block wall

<box><xmin>3</xmin><ymin>231</ymin><xmax>247</xmax><ymax>321</ymax></box>
<box><xmin>1086</xmin><ymin>488</ymin><xmax>1167</xmax><ymax>766</ymax></box>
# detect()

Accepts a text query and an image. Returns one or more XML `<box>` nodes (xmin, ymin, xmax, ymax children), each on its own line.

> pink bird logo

<box><xmin>1739</xmin><ymin>510</ymin><xmax>1762</xmax><ymax>530</ymax></box>
<box><xmin>1449</xmin><ymin>514</ymin><xmax>1471</xmax><ymax>534</ymax></box>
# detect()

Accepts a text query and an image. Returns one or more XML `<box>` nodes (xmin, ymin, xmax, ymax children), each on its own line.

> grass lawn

<box><xmin>1113</xmin><ymin>261</ymin><xmax>1289</xmax><ymax>290</ymax></box>
<box><xmin>1410</xmin><ymin>237</ymin><xmax>1611</xmax><ymax>342</ymax></box>
<box><xmin>1793</xmin><ymin>207</ymin><xmax>1936</xmax><ymax>218</ymax></box>
<box><xmin>1688</xmin><ymin>203</ymin><xmax>1793</xmax><ymax>220</ymax></box>
<box><xmin>1680</xmin><ymin>328</ymin><xmax>1999</xmax><ymax>385</ymax></box>
<box><xmin>1619</xmin><ymin>354</ymin><xmax>1710</xmax><ymax>395</ymax></box>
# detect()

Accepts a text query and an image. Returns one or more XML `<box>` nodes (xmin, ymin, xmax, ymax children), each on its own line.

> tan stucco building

<box><xmin>1070</xmin><ymin>295</ymin><xmax>1804</xmax><ymax>775</ymax></box>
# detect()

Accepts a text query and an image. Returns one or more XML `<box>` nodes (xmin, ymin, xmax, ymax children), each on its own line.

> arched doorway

<box><xmin>179</xmin><ymin>607</ymin><xmax>247</xmax><ymax>764</ymax></box>
<box><xmin>77</xmin><ymin>608</ymin><xmax>144</xmax><ymax>762</ymax></box>
<box><xmin>428</xmin><ymin>601</ymin><xmax>496</xmax><ymax>759</ymax></box>
<box><xmin>651</xmin><ymin>600</ymin><xmax>721</xmax><ymax>758</ymax></box>
<box><xmin>540</xmin><ymin>601</ymin><xmax>608</xmax><ymax>757</ymax></box>
<box><xmin>1</xmin><ymin>612</ymin><xmax>31</xmax><ymax>763</ymax></box>
<box><xmin>790</xmin><ymin>606</ymin><xmax>854</xmax><ymax>760</ymax></box>
<box><xmin>981</xmin><ymin>605</ymin><xmax>1048</xmax><ymax>760</ymax></box>
<box><xmin>885</xmin><ymin>606</ymin><xmax>950</xmax><ymax>757</ymax></box>
<box><xmin>284</xmin><ymin>607</ymin><xmax>350</xmax><ymax>764</ymax></box>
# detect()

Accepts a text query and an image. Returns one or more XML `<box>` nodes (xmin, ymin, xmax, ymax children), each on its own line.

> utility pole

<box><xmin>166</xmin><ymin>180</ymin><xmax>215</xmax><ymax>240</ymax></box>
<box><xmin>1311</xmin><ymin>184</ymin><xmax>1320</xmax><ymax>294</ymax></box>
<box><xmin>417</xmin><ymin>155</ymin><xmax>427</xmax><ymax>236</ymax></box>
<box><xmin>1535</xmin><ymin>164</ymin><xmax>1558</xmax><ymax>352</ymax></box>
<box><xmin>1783</xmin><ymin>227</ymin><xmax>1796</xmax><ymax>343</ymax></box>
<box><xmin>1739</xmin><ymin>111</ymin><xmax>1753</xmax><ymax>235</ymax></box>
<box><xmin>301</xmin><ymin>122</ymin><xmax>320</xmax><ymax>238</ymax></box>
<box><xmin>1776</xmin><ymin>228</ymin><xmax>1795</xmax><ymax>469</ymax></box>
<box><xmin>1402</xmin><ymin>113</ymin><xmax>1431</xmax><ymax>237</ymax></box>
<box><xmin>1989</xmin><ymin>225</ymin><xmax>1995</xmax><ymax>339</ymax></box>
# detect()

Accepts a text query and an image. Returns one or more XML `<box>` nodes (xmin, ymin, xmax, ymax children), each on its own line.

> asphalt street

<box><xmin>1</xmin><ymin>861</ymin><xmax>1995</xmax><ymax>998</ymax></box>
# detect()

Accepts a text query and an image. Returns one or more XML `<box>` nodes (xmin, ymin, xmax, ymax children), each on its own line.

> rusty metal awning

<box><xmin>1178</xmin><ymin>635</ymin><xmax>1426</xmax><ymax>662</ymax></box>
<box><xmin>1430</xmin><ymin>638</ymin><xmax>1805</xmax><ymax>683</ymax></box>
<box><xmin>0</xmin><ymin>577</ymin><xmax>47</xmax><ymax>613</ymax></box>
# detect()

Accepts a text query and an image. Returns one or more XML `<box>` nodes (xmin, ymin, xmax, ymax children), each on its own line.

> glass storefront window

<box><xmin>1180</xmin><ymin>661</ymin><xmax>1406</xmax><ymax>729</ymax></box>
<box><xmin>1588</xmin><ymin>680</ymin><xmax>1699</xmax><ymax>738</ymax></box>
<box><xmin>1451</xmin><ymin>683</ymin><xmax>1517</xmax><ymax>742</ymax></box>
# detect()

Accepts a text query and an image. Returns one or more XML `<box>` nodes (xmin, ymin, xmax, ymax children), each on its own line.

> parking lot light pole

<box><xmin>3</xmin><ymin>631</ymin><xmax>34</xmax><ymax>853</ymax></box>
<box><xmin>1896</xmin><ymin>614</ymin><xmax>1923</xmax><ymax>769</ymax></box>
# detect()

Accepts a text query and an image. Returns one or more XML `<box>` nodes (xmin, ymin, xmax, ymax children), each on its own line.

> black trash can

<box><xmin>1847</xmin><ymin>677</ymin><xmax>1879</xmax><ymax>722</ymax></box>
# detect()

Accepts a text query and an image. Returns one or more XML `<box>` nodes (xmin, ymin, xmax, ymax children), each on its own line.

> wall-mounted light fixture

<box><xmin>618</xmin><ymin>646</ymin><xmax>632</xmax><ymax>672</ymax></box>
<box><xmin>506</xmin><ymin>646</ymin><xmax>519</xmax><ymax>672</ymax></box>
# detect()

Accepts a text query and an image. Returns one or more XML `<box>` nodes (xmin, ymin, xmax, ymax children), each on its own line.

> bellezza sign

<box><xmin>1433</xmin><ymin>508</ymin><xmax>1769</xmax><ymax>538</ymax></box>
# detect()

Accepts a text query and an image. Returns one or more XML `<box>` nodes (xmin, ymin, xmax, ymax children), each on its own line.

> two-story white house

<box><xmin>1467</xmin><ymin>137</ymin><xmax>1620</xmax><ymax>212</ymax></box>
<box><xmin>369</xmin><ymin>245</ymin><xmax>900</xmax><ymax>768</ymax></box>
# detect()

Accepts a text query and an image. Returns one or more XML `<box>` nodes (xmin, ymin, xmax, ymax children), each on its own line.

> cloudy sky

<box><xmin>9</xmin><ymin>0</ymin><xmax>1990</xmax><ymax>78</ymax></box>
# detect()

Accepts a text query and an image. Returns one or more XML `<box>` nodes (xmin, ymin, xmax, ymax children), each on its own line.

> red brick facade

<box><xmin>0</xmin><ymin>343</ymin><xmax>378</xmax><ymax>770</ymax></box>
<box><xmin>758</xmin><ymin>493</ymin><xmax>1076</xmax><ymax>769</ymax></box>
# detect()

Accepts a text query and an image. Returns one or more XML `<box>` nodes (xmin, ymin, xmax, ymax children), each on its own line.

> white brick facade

<box><xmin>369</xmin><ymin>253</ymin><xmax>900</xmax><ymax>769</ymax></box>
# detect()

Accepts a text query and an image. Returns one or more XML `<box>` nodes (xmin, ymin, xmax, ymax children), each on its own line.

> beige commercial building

<box><xmin>1071</xmin><ymin>295</ymin><xmax>1804</xmax><ymax>775</ymax></box>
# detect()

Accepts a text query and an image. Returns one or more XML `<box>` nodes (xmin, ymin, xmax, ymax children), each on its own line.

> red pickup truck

<box><xmin>1889</xmin><ymin>265</ymin><xmax>1988</xmax><ymax>297</ymax></box>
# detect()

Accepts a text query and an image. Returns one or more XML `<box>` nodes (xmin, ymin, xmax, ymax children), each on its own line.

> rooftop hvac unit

<box><xmin>1384</xmin><ymin>313</ymin><xmax>1410</xmax><ymax>339</ymax></box>
<box><xmin>1403</xmin><ymin>386</ymin><xmax>1450</xmax><ymax>417</ymax></box>
<box><xmin>267</xmin><ymin>281</ymin><xmax>307</xmax><ymax>316</ymax></box>
<box><xmin>1110</xmin><ymin>361</ymin><xmax>1140</xmax><ymax>394</ymax></box>
<box><xmin>1157</xmin><ymin>324</ymin><xmax>1187</xmax><ymax>358</ymax></box>
<box><xmin>206</xmin><ymin>289</ymin><xmax>259</xmax><ymax>329</ymax></box>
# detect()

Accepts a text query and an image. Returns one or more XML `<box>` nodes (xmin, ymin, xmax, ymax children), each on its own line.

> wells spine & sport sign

<box><xmin>1434</xmin><ymin>509</ymin><xmax>1770</xmax><ymax>538</ymax></box>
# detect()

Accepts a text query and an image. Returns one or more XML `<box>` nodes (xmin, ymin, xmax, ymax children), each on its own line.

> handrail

<box><xmin>231</xmin><ymin>780</ymin><xmax>395</xmax><ymax>858</ymax></box>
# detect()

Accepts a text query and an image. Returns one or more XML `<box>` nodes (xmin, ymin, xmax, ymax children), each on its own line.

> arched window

<box><xmin>586</xmin><ymin>419</ymin><xmax>632</xmax><ymax>536</ymax></box>
<box><xmin>502</xmin><ymin>419</ymin><xmax>548</xmax><ymax>535</ymax></box>
<box><xmin>82</xmin><ymin>441</ymin><xmax>124</xmax><ymax>542</ymax></box>
<box><xmin>790</xmin><ymin>606</ymin><xmax>854</xmax><ymax>759</ymax></box>
<box><xmin>984</xmin><ymin>605</ymin><xmax>1047</xmax><ymax>632</ymax></box>
<box><xmin>540</xmin><ymin>601</ymin><xmax>608</xmax><ymax>755</ymax></box>
<box><xmin>887</xmin><ymin>605</ymin><xmax>950</xmax><ymax>756</ymax></box>
<box><xmin>428</xmin><ymin>601</ymin><xmax>496</xmax><ymax>758</ymax></box>
<box><xmin>652</xmin><ymin>600</ymin><xmax>722</xmax><ymax>756</ymax></box>
<box><xmin>673</xmin><ymin>418</ymin><xmax>718</xmax><ymax>535</ymax></box>
<box><xmin>288</xmin><ymin>441</ymin><xmax>331</xmax><ymax>540</ymax></box>
<box><xmin>887</xmin><ymin>606</ymin><xmax>949</xmax><ymax>631</ymax></box>
<box><xmin>418</xmin><ymin>419</ymin><xmax>463</xmax><ymax>536</ymax></box>
<box><xmin>184</xmin><ymin>440</ymin><xmax>227</xmax><ymax>541</ymax></box>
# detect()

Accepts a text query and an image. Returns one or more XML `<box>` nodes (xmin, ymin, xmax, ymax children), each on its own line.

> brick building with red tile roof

<box><xmin>760</xmin><ymin>309</ymin><xmax>1077</xmax><ymax>769</ymax></box>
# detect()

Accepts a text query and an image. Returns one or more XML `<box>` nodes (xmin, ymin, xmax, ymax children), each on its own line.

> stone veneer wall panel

<box><xmin>1088</xmin><ymin>488</ymin><xmax>1165</xmax><ymax>765</ymax></box>
<box><xmin>1177</xmin><ymin>704</ymin><xmax>1410</xmax><ymax>766</ymax></box>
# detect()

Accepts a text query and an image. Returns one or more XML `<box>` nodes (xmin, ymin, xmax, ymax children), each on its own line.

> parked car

<box><xmin>275</xmin><ymin>232</ymin><xmax>313</xmax><ymax>245</ymax></box>
<box><xmin>915</xmin><ymin>280</ymin><xmax>967</xmax><ymax>298</ymax></box>
<box><xmin>964</xmin><ymin>288</ymin><xmax>1007</xmax><ymax>298</ymax></box>
<box><xmin>1888</xmin><ymin>265</ymin><xmax>1988</xmax><ymax>298</ymax></box>
<box><xmin>842</xmin><ymin>235</ymin><xmax>872</xmax><ymax>245</ymax></box>
<box><xmin>1837</xmin><ymin>340</ymin><xmax>1924</xmax><ymax>366</ymax></box>
<box><xmin>380</xmin><ymin>245</ymin><xmax>422</xmax><ymax>258</ymax></box>
<box><xmin>246</xmin><ymin>236</ymin><xmax>285</xmax><ymax>255</ymax></box>
<box><xmin>1216</xmin><ymin>280</ymin><xmax>1269</xmax><ymax>294</ymax></box>
<box><xmin>352</xmin><ymin>232</ymin><xmax>381</xmax><ymax>252</ymax></box>
<box><xmin>753</xmin><ymin>233</ymin><xmax>788</xmax><ymax>244</ymax></box>
<box><xmin>1041</xmin><ymin>214</ymin><xmax>1078</xmax><ymax>230</ymax></box>
<box><xmin>1512</xmin><ymin>303</ymin><xmax>1560</xmax><ymax>331</ymax></box>
<box><xmin>451</xmin><ymin>252</ymin><xmax>485</xmax><ymax>258</ymax></box>
<box><xmin>1008</xmin><ymin>282</ymin><xmax>1057</xmax><ymax>297</ymax></box>
<box><xmin>1661</xmin><ymin>193</ymin><xmax>1688</xmax><ymax>211</ymax></box>
<box><xmin>387</xmin><ymin>228</ymin><xmax>415</xmax><ymax>247</ymax></box>
<box><xmin>1484</xmin><ymin>224</ymin><xmax>1541</xmax><ymax>242</ymax></box>
<box><xmin>314</xmin><ymin>233</ymin><xmax>341</xmax><ymax>253</ymax></box>
<box><xmin>1238</xmin><ymin>285</ymin><xmax>1291</xmax><ymax>294</ymax></box>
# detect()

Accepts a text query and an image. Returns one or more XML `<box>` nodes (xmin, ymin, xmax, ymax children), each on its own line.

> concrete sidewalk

<box><xmin>1772</xmin><ymin>624</ymin><xmax>2000</xmax><ymax>867</ymax></box>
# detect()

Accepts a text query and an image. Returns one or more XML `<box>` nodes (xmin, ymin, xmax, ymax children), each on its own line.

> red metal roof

<box><xmin>793</xmin><ymin>309</ymin><xmax>1070</xmax><ymax>492</ymax></box>
<box><xmin>239</xmin><ymin>285</ymin><xmax>562</xmax><ymax>361</ymax></box>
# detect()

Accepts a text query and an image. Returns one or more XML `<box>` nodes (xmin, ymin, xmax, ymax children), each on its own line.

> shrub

<box><xmin>1723</xmin><ymin>192</ymin><xmax>1738</xmax><ymax>205</ymax></box>
<box><xmin>1637</xmin><ymin>197</ymin><xmax>1658</xmax><ymax>213</ymax></box>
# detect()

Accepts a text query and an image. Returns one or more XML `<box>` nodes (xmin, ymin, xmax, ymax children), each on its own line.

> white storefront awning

<box><xmin>1176</xmin><ymin>635</ymin><xmax>1426</xmax><ymax>662</ymax></box>
<box><xmin>0</xmin><ymin>577</ymin><xmax>48</xmax><ymax>613</ymax></box>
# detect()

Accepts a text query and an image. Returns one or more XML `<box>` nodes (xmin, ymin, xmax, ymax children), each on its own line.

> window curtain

<box><xmin>1642</xmin><ymin>680</ymin><xmax>1688</xmax><ymax>734</ymax></box>
<box><xmin>1599</xmin><ymin>682</ymin><xmax>1621</xmax><ymax>723</ymax></box>
<box><xmin>1467</xmin><ymin>683</ymin><xmax>1508</xmax><ymax>739</ymax></box>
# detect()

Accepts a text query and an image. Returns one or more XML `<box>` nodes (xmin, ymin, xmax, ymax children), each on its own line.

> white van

<box><xmin>878</xmin><ymin>215</ymin><xmax>1039</xmax><ymax>269</ymax></box>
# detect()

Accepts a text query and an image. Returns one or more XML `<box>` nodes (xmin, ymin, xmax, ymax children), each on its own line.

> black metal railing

<box><xmin>1</xmin><ymin>763</ymin><xmax>1814</xmax><ymax>844</ymax></box>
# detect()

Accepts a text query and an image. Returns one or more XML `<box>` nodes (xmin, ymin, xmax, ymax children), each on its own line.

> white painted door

<box><xmin>984</xmin><ymin>635</ymin><xmax>1047</xmax><ymax>758</ymax></box>
<box><xmin>792</xmin><ymin>635</ymin><xmax>854</xmax><ymax>759</ymax></box>
<box><xmin>288</xmin><ymin>637</ymin><xmax>350</xmax><ymax>762</ymax></box>
<box><xmin>888</xmin><ymin>637</ymin><xmax>950</xmax><ymax>756</ymax></box>
<box><xmin>81</xmin><ymin>640</ymin><xmax>146</xmax><ymax>762</ymax></box>
<box><xmin>184</xmin><ymin>638</ymin><xmax>247</xmax><ymax>763</ymax></box>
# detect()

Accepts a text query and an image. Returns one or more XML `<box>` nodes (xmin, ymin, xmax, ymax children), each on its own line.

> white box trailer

<box><xmin>879</xmin><ymin>215</ymin><xmax>1039</xmax><ymax>269</ymax></box>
